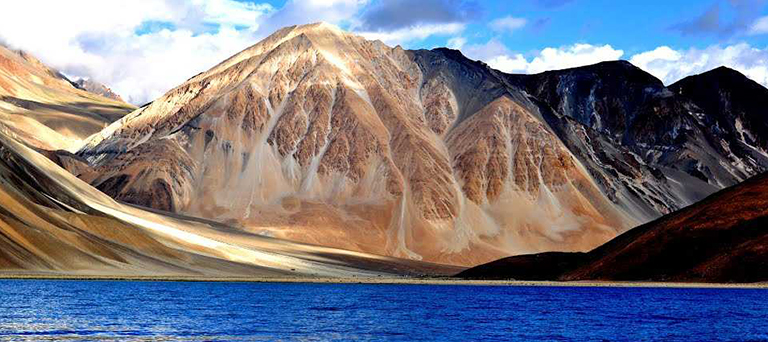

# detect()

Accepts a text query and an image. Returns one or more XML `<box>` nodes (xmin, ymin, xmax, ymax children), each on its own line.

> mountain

<box><xmin>0</xmin><ymin>45</ymin><xmax>134</xmax><ymax>150</ymax></box>
<box><xmin>457</xmin><ymin>172</ymin><xmax>768</xmax><ymax>283</ymax></box>
<box><xmin>670</xmin><ymin>67</ymin><xmax>768</xmax><ymax>160</ymax></box>
<box><xmin>73</xmin><ymin>23</ymin><xmax>768</xmax><ymax>266</ymax></box>
<box><xmin>0</xmin><ymin>125</ymin><xmax>457</xmax><ymax>277</ymax></box>
<box><xmin>526</xmin><ymin>62</ymin><xmax>768</xmax><ymax>192</ymax></box>
<box><xmin>73</xmin><ymin>78</ymin><xmax>125</xmax><ymax>102</ymax></box>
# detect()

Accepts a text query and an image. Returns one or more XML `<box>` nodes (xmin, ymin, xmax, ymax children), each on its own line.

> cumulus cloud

<box><xmin>462</xmin><ymin>38</ymin><xmax>514</xmax><ymax>61</ymax></box>
<box><xmin>447</xmin><ymin>36</ymin><xmax>468</xmax><ymax>49</ymax></box>
<box><xmin>525</xmin><ymin>44</ymin><xmax>624</xmax><ymax>73</ymax></box>
<box><xmin>0</xmin><ymin>0</ymin><xmax>380</xmax><ymax>105</ymax></box>
<box><xmin>357</xmin><ymin>23</ymin><xmax>465</xmax><ymax>46</ymax></box>
<box><xmin>629</xmin><ymin>43</ymin><xmax>768</xmax><ymax>87</ymax></box>
<box><xmin>0</xmin><ymin>0</ymin><xmax>481</xmax><ymax>103</ymax></box>
<box><xmin>749</xmin><ymin>15</ymin><xmax>768</xmax><ymax>34</ymax></box>
<box><xmin>260</xmin><ymin>0</ymin><xmax>367</xmax><ymax>34</ymax></box>
<box><xmin>463</xmin><ymin>39</ymin><xmax>624</xmax><ymax>73</ymax></box>
<box><xmin>489</xmin><ymin>16</ymin><xmax>527</xmax><ymax>33</ymax></box>
<box><xmin>3</xmin><ymin>0</ymin><xmax>767</xmax><ymax>107</ymax></box>
<box><xmin>465</xmin><ymin>38</ymin><xmax>768</xmax><ymax>89</ymax></box>
<box><xmin>86</xmin><ymin>27</ymin><xmax>264</xmax><ymax>105</ymax></box>
<box><xmin>0</xmin><ymin>0</ymin><xmax>277</xmax><ymax>104</ymax></box>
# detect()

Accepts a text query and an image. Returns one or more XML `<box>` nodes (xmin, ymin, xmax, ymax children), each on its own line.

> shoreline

<box><xmin>0</xmin><ymin>273</ymin><xmax>766</xmax><ymax>289</ymax></box>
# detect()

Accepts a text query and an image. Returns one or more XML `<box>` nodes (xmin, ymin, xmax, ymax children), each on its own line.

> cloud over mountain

<box><xmin>1</xmin><ymin>0</ymin><xmax>767</xmax><ymax>105</ymax></box>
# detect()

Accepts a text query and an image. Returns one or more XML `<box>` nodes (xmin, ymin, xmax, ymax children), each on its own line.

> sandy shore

<box><xmin>0</xmin><ymin>273</ymin><xmax>766</xmax><ymax>289</ymax></box>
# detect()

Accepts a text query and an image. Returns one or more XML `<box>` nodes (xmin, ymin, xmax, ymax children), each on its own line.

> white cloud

<box><xmin>629</xmin><ymin>43</ymin><xmax>768</xmax><ymax>87</ymax></box>
<box><xmin>261</xmin><ymin>0</ymin><xmax>367</xmax><ymax>33</ymax></box>
<box><xmin>0</xmin><ymin>0</ymin><xmax>373</xmax><ymax>105</ymax></box>
<box><xmin>628</xmin><ymin>46</ymin><xmax>682</xmax><ymax>66</ymax></box>
<box><xmin>463</xmin><ymin>38</ymin><xmax>513</xmax><ymax>61</ymax></box>
<box><xmin>749</xmin><ymin>16</ymin><xmax>768</xmax><ymax>35</ymax></box>
<box><xmin>464</xmin><ymin>38</ymin><xmax>768</xmax><ymax>90</ymax></box>
<box><xmin>447</xmin><ymin>37</ymin><xmax>467</xmax><ymax>49</ymax></box>
<box><xmin>3</xmin><ymin>0</ymin><xmax>767</xmax><ymax>107</ymax></box>
<box><xmin>489</xmin><ymin>16</ymin><xmax>527</xmax><ymax>33</ymax></box>
<box><xmin>486</xmin><ymin>55</ymin><xmax>531</xmax><ymax>73</ymax></box>
<box><xmin>627</xmin><ymin>46</ymin><xmax>684</xmax><ymax>82</ymax></box>
<box><xmin>463</xmin><ymin>39</ymin><xmax>624</xmax><ymax>74</ymax></box>
<box><xmin>357</xmin><ymin>23</ymin><xmax>465</xmax><ymax>46</ymax></box>
<box><xmin>195</xmin><ymin>0</ymin><xmax>274</xmax><ymax>28</ymax></box>
<box><xmin>0</xmin><ymin>0</ymin><xmax>465</xmax><ymax>103</ymax></box>
<box><xmin>466</xmin><ymin>39</ymin><xmax>768</xmax><ymax>89</ymax></box>
<box><xmin>94</xmin><ymin>27</ymin><xmax>263</xmax><ymax>105</ymax></box>
<box><xmin>0</xmin><ymin>0</ymin><xmax>280</xmax><ymax>104</ymax></box>
<box><xmin>526</xmin><ymin>44</ymin><xmax>624</xmax><ymax>73</ymax></box>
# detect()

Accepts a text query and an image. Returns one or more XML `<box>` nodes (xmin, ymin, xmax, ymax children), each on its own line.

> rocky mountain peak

<box><xmin>704</xmin><ymin>65</ymin><xmax>745</xmax><ymax>77</ymax></box>
<box><xmin>291</xmin><ymin>21</ymin><xmax>346</xmax><ymax>35</ymax></box>
<box><xmin>72</xmin><ymin>24</ymin><xmax>768</xmax><ymax>267</ymax></box>
<box><xmin>73</xmin><ymin>78</ymin><xmax>125</xmax><ymax>102</ymax></box>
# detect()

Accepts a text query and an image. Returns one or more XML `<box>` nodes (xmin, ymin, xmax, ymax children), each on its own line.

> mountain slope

<box><xmin>670</xmin><ymin>67</ymin><xmax>768</xmax><ymax>163</ymax></box>
<box><xmin>74</xmin><ymin>23</ymin><xmax>768</xmax><ymax>266</ymax></box>
<box><xmin>76</xmin><ymin>24</ymin><xmax>631</xmax><ymax>266</ymax></box>
<box><xmin>0</xmin><ymin>126</ymin><xmax>457</xmax><ymax>277</ymax></box>
<box><xmin>511</xmin><ymin>60</ymin><xmax>766</xmax><ymax>215</ymax></box>
<box><xmin>0</xmin><ymin>45</ymin><xmax>134</xmax><ymax>150</ymax></box>
<box><xmin>73</xmin><ymin>78</ymin><xmax>125</xmax><ymax>102</ymax></box>
<box><xmin>458</xmin><ymin>172</ymin><xmax>768</xmax><ymax>282</ymax></box>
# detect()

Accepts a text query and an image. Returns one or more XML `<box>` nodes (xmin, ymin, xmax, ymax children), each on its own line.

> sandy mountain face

<box><xmin>0</xmin><ymin>126</ymin><xmax>456</xmax><ymax>277</ymax></box>
<box><xmin>73</xmin><ymin>78</ymin><xmax>125</xmax><ymax>103</ymax></box>
<box><xmin>75</xmin><ymin>23</ymin><xmax>768</xmax><ymax>266</ymax></box>
<box><xmin>0</xmin><ymin>45</ymin><xmax>134</xmax><ymax>150</ymax></box>
<box><xmin>458</xmin><ymin>172</ymin><xmax>768</xmax><ymax>283</ymax></box>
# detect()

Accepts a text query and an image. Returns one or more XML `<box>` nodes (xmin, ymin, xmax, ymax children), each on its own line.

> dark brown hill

<box><xmin>458</xmin><ymin>172</ymin><xmax>768</xmax><ymax>282</ymax></box>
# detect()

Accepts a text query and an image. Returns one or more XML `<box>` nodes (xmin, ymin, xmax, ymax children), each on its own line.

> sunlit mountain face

<box><xmin>66</xmin><ymin>23</ymin><xmax>768</xmax><ymax>267</ymax></box>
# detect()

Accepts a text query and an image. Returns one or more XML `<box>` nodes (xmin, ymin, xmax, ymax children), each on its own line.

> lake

<box><xmin>0</xmin><ymin>280</ymin><xmax>766</xmax><ymax>341</ymax></box>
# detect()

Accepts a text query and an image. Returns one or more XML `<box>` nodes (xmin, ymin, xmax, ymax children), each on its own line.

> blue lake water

<box><xmin>0</xmin><ymin>280</ymin><xmax>766</xmax><ymax>341</ymax></box>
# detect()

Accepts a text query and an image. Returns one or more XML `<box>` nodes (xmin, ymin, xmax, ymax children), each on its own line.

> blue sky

<box><xmin>2</xmin><ymin>0</ymin><xmax>767</xmax><ymax>104</ymax></box>
<box><xmin>461</xmin><ymin>0</ymin><xmax>768</xmax><ymax>53</ymax></box>
<box><xmin>231</xmin><ymin>0</ymin><xmax>768</xmax><ymax>53</ymax></box>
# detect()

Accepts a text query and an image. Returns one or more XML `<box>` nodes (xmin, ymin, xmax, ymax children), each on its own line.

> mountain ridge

<box><xmin>0</xmin><ymin>44</ymin><xmax>134</xmax><ymax>150</ymax></box>
<box><xmin>70</xmin><ymin>23</ymin><xmax>768</xmax><ymax>266</ymax></box>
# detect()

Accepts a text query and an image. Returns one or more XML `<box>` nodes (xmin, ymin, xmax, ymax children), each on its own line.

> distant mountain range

<box><xmin>0</xmin><ymin>44</ymin><xmax>134</xmax><ymax>150</ymax></box>
<box><xmin>0</xmin><ymin>23</ymin><xmax>765</xmax><ymax>282</ymax></box>
<box><xmin>73</xmin><ymin>78</ymin><xmax>125</xmax><ymax>102</ymax></box>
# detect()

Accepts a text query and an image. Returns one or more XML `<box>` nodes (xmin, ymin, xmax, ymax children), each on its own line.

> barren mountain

<box><xmin>458</xmin><ymin>172</ymin><xmax>768</xmax><ymax>283</ymax></box>
<box><xmin>75</xmin><ymin>23</ymin><xmax>768</xmax><ymax>266</ymax></box>
<box><xmin>0</xmin><ymin>125</ymin><xmax>457</xmax><ymax>277</ymax></box>
<box><xmin>0</xmin><ymin>45</ymin><xmax>134</xmax><ymax>150</ymax></box>
<box><xmin>73</xmin><ymin>78</ymin><xmax>125</xmax><ymax>103</ymax></box>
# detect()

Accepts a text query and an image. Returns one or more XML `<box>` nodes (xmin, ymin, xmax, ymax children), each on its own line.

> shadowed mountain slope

<box><xmin>458</xmin><ymin>172</ymin><xmax>768</xmax><ymax>282</ymax></box>
<box><xmin>0</xmin><ymin>45</ymin><xmax>134</xmax><ymax>150</ymax></box>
